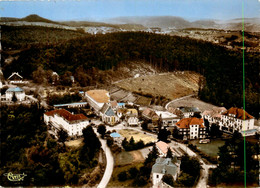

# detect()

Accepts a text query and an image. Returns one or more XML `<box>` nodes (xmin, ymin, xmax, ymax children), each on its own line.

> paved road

<box><xmin>97</xmin><ymin>137</ymin><xmax>114</xmax><ymax>188</ymax></box>
<box><xmin>165</xmin><ymin>94</ymin><xmax>196</xmax><ymax>110</ymax></box>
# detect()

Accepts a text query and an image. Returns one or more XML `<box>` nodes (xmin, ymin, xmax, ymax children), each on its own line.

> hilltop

<box><xmin>0</xmin><ymin>14</ymin><xmax>58</xmax><ymax>24</ymax></box>
<box><xmin>21</xmin><ymin>14</ymin><xmax>59</xmax><ymax>24</ymax></box>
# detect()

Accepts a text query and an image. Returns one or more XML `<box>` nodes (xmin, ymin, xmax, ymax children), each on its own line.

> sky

<box><xmin>0</xmin><ymin>0</ymin><xmax>259</xmax><ymax>21</ymax></box>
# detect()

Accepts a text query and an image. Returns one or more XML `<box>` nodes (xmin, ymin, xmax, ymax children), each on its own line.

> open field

<box><xmin>115</xmin><ymin>150</ymin><xmax>145</xmax><ymax>166</ymax></box>
<box><xmin>119</xmin><ymin>129</ymin><xmax>157</xmax><ymax>144</ymax></box>
<box><xmin>115</xmin><ymin>72</ymin><xmax>200</xmax><ymax>100</ymax></box>
<box><xmin>65</xmin><ymin>138</ymin><xmax>83</xmax><ymax>148</ymax></box>
<box><xmin>190</xmin><ymin>139</ymin><xmax>225</xmax><ymax>157</ymax></box>
<box><xmin>167</xmin><ymin>96</ymin><xmax>218</xmax><ymax>112</ymax></box>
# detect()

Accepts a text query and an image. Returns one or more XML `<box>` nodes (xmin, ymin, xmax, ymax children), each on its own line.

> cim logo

<box><xmin>4</xmin><ymin>172</ymin><xmax>27</xmax><ymax>182</ymax></box>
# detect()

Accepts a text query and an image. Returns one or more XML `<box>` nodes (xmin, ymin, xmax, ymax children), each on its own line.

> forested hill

<box><xmin>2</xmin><ymin>30</ymin><xmax>259</xmax><ymax>118</ymax></box>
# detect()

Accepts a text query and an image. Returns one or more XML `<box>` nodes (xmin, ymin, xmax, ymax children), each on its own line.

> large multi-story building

<box><xmin>176</xmin><ymin>117</ymin><xmax>206</xmax><ymax>139</ymax></box>
<box><xmin>44</xmin><ymin>109</ymin><xmax>89</xmax><ymax>137</ymax></box>
<box><xmin>203</xmin><ymin>107</ymin><xmax>255</xmax><ymax>135</ymax></box>
<box><xmin>85</xmin><ymin>89</ymin><xmax>110</xmax><ymax>112</ymax></box>
<box><xmin>220</xmin><ymin>107</ymin><xmax>254</xmax><ymax>133</ymax></box>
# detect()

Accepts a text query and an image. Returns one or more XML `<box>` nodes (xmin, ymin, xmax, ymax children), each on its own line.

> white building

<box><xmin>44</xmin><ymin>109</ymin><xmax>89</xmax><ymax>137</ymax></box>
<box><xmin>178</xmin><ymin>106</ymin><xmax>200</xmax><ymax>118</ymax></box>
<box><xmin>220</xmin><ymin>107</ymin><xmax>254</xmax><ymax>133</ymax></box>
<box><xmin>155</xmin><ymin>111</ymin><xmax>179</xmax><ymax>126</ymax></box>
<box><xmin>203</xmin><ymin>107</ymin><xmax>255</xmax><ymax>135</ymax></box>
<box><xmin>176</xmin><ymin>117</ymin><xmax>206</xmax><ymax>139</ymax></box>
<box><xmin>7</xmin><ymin>72</ymin><xmax>28</xmax><ymax>84</ymax></box>
<box><xmin>125</xmin><ymin>109</ymin><xmax>139</xmax><ymax>126</ymax></box>
<box><xmin>151</xmin><ymin>157</ymin><xmax>180</xmax><ymax>187</ymax></box>
<box><xmin>5</xmin><ymin>87</ymin><xmax>25</xmax><ymax>101</ymax></box>
<box><xmin>85</xmin><ymin>89</ymin><xmax>110</xmax><ymax>112</ymax></box>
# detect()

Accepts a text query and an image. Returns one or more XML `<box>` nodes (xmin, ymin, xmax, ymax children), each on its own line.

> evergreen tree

<box><xmin>166</xmin><ymin>147</ymin><xmax>173</xmax><ymax>158</ymax></box>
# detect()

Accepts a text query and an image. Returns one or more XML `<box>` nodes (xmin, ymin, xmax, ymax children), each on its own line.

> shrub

<box><xmin>129</xmin><ymin>167</ymin><xmax>138</xmax><ymax>179</ymax></box>
<box><xmin>118</xmin><ymin>171</ymin><xmax>128</xmax><ymax>181</ymax></box>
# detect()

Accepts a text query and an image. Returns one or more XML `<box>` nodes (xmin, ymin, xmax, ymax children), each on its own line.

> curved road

<box><xmin>97</xmin><ymin>137</ymin><xmax>114</xmax><ymax>188</ymax></box>
<box><xmin>165</xmin><ymin>94</ymin><xmax>195</xmax><ymax>110</ymax></box>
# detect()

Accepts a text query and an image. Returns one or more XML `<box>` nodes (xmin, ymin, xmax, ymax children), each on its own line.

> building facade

<box><xmin>176</xmin><ymin>117</ymin><xmax>206</xmax><ymax>139</ymax></box>
<box><xmin>5</xmin><ymin>87</ymin><xmax>25</xmax><ymax>101</ymax></box>
<box><xmin>44</xmin><ymin>109</ymin><xmax>89</xmax><ymax>137</ymax></box>
<box><xmin>85</xmin><ymin>89</ymin><xmax>110</xmax><ymax>112</ymax></box>
<box><xmin>152</xmin><ymin>157</ymin><xmax>180</xmax><ymax>186</ymax></box>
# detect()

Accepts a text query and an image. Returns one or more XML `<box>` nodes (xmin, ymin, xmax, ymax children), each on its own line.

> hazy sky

<box><xmin>1</xmin><ymin>0</ymin><xmax>259</xmax><ymax>21</ymax></box>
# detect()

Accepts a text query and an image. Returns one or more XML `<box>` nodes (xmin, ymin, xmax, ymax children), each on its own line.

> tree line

<box><xmin>2</xmin><ymin>30</ymin><xmax>259</xmax><ymax>117</ymax></box>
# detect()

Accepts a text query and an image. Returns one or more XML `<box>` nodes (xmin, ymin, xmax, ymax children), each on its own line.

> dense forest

<box><xmin>0</xmin><ymin>104</ymin><xmax>101</xmax><ymax>186</ymax></box>
<box><xmin>1</xmin><ymin>26</ymin><xmax>259</xmax><ymax>118</ymax></box>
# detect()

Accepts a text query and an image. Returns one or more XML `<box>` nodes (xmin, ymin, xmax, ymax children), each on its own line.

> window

<box><xmin>195</xmin><ymin>128</ymin><xmax>197</xmax><ymax>131</ymax></box>
<box><xmin>156</xmin><ymin>175</ymin><xmax>159</xmax><ymax>178</ymax></box>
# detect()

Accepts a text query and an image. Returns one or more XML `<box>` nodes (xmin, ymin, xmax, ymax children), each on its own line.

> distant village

<box><xmin>0</xmin><ymin>71</ymin><xmax>259</xmax><ymax>187</ymax></box>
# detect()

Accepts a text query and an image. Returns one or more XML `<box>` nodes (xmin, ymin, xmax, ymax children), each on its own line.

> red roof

<box><xmin>45</xmin><ymin>109</ymin><xmax>87</xmax><ymax>122</ymax></box>
<box><xmin>176</xmin><ymin>117</ymin><xmax>204</xmax><ymax>129</ymax></box>
<box><xmin>110</xmin><ymin>100</ymin><xmax>118</xmax><ymax>108</ymax></box>
<box><xmin>222</xmin><ymin>107</ymin><xmax>253</xmax><ymax>120</ymax></box>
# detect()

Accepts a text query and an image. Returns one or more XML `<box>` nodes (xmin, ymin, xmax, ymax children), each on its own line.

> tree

<box><xmin>57</xmin><ymin>128</ymin><xmax>68</xmax><ymax>146</ymax></box>
<box><xmin>145</xmin><ymin>144</ymin><xmax>159</xmax><ymax>166</ymax></box>
<box><xmin>129</xmin><ymin>167</ymin><xmax>138</xmax><ymax>179</ymax></box>
<box><xmin>106</xmin><ymin>137</ymin><xmax>114</xmax><ymax>147</ymax></box>
<box><xmin>180</xmin><ymin>155</ymin><xmax>201</xmax><ymax>177</ymax></box>
<box><xmin>81</xmin><ymin>126</ymin><xmax>101</xmax><ymax>161</ymax></box>
<box><xmin>60</xmin><ymin>71</ymin><xmax>73</xmax><ymax>86</ymax></box>
<box><xmin>172</xmin><ymin>126</ymin><xmax>179</xmax><ymax>139</ymax></box>
<box><xmin>158</xmin><ymin>127</ymin><xmax>170</xmax><ymax>142</ymax></box>
<box><xmin>177</xmin><ymin>173</ymin><xmax>194</xmax><ymax>187</ymax></box>
<box><xmin>166</xmin><ymin>147</ymin><xmax>173</xmax><ymax>158</ymax></box>
<box><xmin>12</xmin><ymin>93</ymin><xmax>17</xmax><ymax>102</ymax></box>
<box><xmin>97</xmin><ymin>124</ymin><xmax>106</xmax><ymax>138</ymax></box>
<box><xmin>32</xmin><ymin>66</ymin><xmax>47</xmax><ymax>84</ymax></box>
<box><xmin>118</xmin><ymin>171</ymin><xmax>128</xmax><ymax>181</ymax></box>
<box><xmin>210</xmin><ymin>123</ymin><xmax>222</xmax><ymax>138</ymax></box>
<box><xmin>129</xmin><ymin>136</ymin><xmax>135</xmax><ymax>145</ymax></box>
<box><xmin>141</xmin><ymin>119</ymin><xmax>149</xmax><ymax>130</ymax></box>
<box><xmin>122</xmin><ymin>138</ymin><xmax>128</xmax><ymax>148</ymax></box>
<box><xmin>162</xmin><ymin>174</ymin><xmax>174</xmax><ymax>186</ymax></box>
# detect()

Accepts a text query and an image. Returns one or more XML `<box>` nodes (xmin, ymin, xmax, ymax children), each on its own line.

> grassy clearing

<box><xmin>190</xmin><ymin>139</ymin><xmax>225</xmax><ymax>157</ymax></box>
<box><xmin>115</xmin><ymin>72</ymin><xmax>200</xmax><ymax>100</ymax></box>
<box><xmin>108</xmin><ymin>162</ymin><xmax>143</xmax><ymax>187</ymax></box>
<box><xmin>115</xmin><ymin>150</ymin><xmax>145</xmax><ymax>166</ymax></box>
<box><xmin>65</xmin><ymin>138</ymin><xmax>84</xmax><ymax>148</ymax></box>
<box><xmin>119</xmin><ymin>129</ymin><xmax>157</xmax><ymax>145</ymax></box>
<box><xmin>135</xmin><ymin>96</ymin><xmax>152</xmax><ymax>106</ymax></box>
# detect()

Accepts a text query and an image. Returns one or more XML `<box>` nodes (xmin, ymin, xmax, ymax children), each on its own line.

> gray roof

<box><xmin>101</xmin><ymin>103</ymin><xmax>110</xmax><ymax>114</ymax></box>
<box><xmin>152</xmin><ymin>158</ymin><xmax>179</xmax><ymax>176</ymax></box>
<box><xmin>101</xmin><ymin>103</ymin><xmax>116</xmax><ymax>116</ymax></box>
<box><xmin>179</xmin><ymin>106</ymin><xmax>200</xmax><ymax>113</ymax></box>
<box><xmin>105</xmin><ymin>107</ymin><xmax>116</xmax><ymax>116</ymax></box>
<box><xmin>6</xmin><ymin>87</ymin><xmax>24</xmax><ymax>92</ymax></box>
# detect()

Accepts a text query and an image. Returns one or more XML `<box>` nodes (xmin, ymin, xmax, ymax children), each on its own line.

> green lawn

<box><xmin>191</xmin><ymin>139</ymin><xmax>225</xmax><ymax>157</ymax></box>
<box><xmin>115</xmin><ymin>151</ymin><xmax>134</xmax><ymax>166</ymax></box>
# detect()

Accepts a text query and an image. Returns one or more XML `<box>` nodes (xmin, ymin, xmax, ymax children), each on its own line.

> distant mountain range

<box><xmin>105</xmin><ymin>16</ymin><xmax>260</xmax><ymax>31</ymax></box>
<box><xmin>1</xmin><ymin>14</ymin><xmax>260</xmax><ymax>32</ymax></box>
